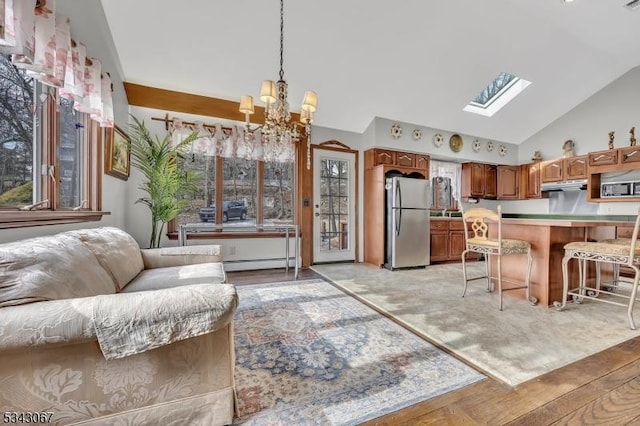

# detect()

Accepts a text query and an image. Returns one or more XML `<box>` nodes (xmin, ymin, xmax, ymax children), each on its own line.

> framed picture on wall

<box><xmin>105</xmin><ymin>125</ymin><xmax>131</xmax><ymax>180</ymax></box>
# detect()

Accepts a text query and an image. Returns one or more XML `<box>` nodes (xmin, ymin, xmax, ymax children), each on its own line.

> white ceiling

<box><xmin>100</xmin><ymin>0</ymin><xmax>640</xmax><ymax>144</ymax></box>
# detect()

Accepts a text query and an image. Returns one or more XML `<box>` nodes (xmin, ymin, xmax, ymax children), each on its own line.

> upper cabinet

<box><xmin>564</xmin><ymin>156</ymin><xmax>587</xmax><ymax>180</ymax></box>
<box><xmin>522</xmin><ymin>162</ymin><xmax>542</xmax><ymax>199</ymax></box>
<box><xmin>364</xmin><ymin>148</ymin><xmax>429</xmax><ymax>173</ymax></box>
<box><xmin>587</xmin><ymin>146</ymin><xmax>640</xmax><ymax>202</ymax></box>
<box><xmin>541</xmin><ymin>155</ymin><xmax>587</xmax><ymax>183</ymax></box>
<box><xmin>367</xmin><ymin>149</ymin><xmax>395</xmax><ymax>167</ymax></box>
<box><xmin>541</xmin><ymin>159</ymin><xmax>563</xmax><ymax>183</ymax></box>
<box><xmin>461</xmin><ymin>162</ymin><xmax>497</xmax><ymax>200</ymax></box>
<box><xmin>497</xmin><ymin>165</ymin><xmax>520</xmax><ymax>200</ymax></box>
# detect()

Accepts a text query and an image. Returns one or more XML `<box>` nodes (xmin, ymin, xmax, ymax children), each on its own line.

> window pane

<box><xmin>263</xmin><ymin>160</ymin><xmax>293</xmax><ymax>225</ymax></box>
<box><xmin>176</xmin><ymin>153</ymin><xmax>216</xmax><ymax>226</ymax></box>
<box><xmin>58</xmin><ymin>96</ymin><xmax>84</xmax><ymax>208</ymax></box>
<box><xmin>222</xmin><ymin>157</ymin><xmax>256</xmax><ymax>226</ymax></box>
<box><xmin>0</xmin><ymin>54</ymin><xmax>35</xmax><ymax>208</ymax></box>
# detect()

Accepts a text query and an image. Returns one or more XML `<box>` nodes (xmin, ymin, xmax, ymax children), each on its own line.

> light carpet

<box><xmin>232</xmin><ymin>279</ymin><xmax>484</xmax><ymax>425</ymax></box>
<box><xmin>311</xmin><ymin>262</ymin><xmax>640</xmax><ymax>387</ymax></box>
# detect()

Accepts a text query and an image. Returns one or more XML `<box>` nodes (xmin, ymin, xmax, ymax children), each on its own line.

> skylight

<box><xmin>463</xmin><ymin>72</ymin><xmax>531</xmax><ymax>117</ymax></box>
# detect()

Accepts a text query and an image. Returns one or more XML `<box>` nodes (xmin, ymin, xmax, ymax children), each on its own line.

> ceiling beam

<box><xmin>123</xmin><ymin>82</ymin><xmax>301</xmax><ymax>124</ymax></box>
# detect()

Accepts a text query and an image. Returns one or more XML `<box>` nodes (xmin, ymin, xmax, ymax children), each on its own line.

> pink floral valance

<box><xmin>168</xmin><ymin>118</ymin><xmax>294</xmax><ymax>163</ymax></box>
<box><xmin>0</xmin><ymin>0</ymin><xmax>113</xmax><ymax>127</ymax></box>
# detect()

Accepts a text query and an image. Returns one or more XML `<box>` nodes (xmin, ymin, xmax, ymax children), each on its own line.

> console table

<box><xmin>178</xmin><ymin>223</ymin><xmax>299</xmax><ymax>279</ymax></box>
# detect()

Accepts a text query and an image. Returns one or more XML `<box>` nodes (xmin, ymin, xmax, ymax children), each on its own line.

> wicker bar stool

<box><xmin>461</xmin><ymin>205</ymin><xmax>538</xmax><ymax>310</ymax></box>
<box><xmin>554</xmin><ymin>210</ymin><xmax>640</xmax><ymax>329</ymax></box>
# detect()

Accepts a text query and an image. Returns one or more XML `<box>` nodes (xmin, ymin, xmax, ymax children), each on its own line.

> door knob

<box><xmin>314</xmin><ymin>212</ymin><xmax>320</xmax><ymax>217</ymax></box>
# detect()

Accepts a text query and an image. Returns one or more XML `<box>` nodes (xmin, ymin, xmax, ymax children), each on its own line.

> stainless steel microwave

<box><xmin>600</xmin><ymin>181</ymin><xmax>640</xmax><ymax>198</ymax></box>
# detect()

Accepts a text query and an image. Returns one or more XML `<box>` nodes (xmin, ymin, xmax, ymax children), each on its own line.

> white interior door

<box><xmin>313</xmin><ymin>148</ymin><xmax>356</xmax><ymax>263</ymax></box>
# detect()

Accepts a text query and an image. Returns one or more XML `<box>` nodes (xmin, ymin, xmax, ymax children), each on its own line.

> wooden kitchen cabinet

<box><xmin>415</xmin><ymin>154</ymin><xmax>430</xmax><ymax>172</ymax></box>
<box><xmin>363</xmin><ymin>166</ymin><xmax>386</xmax><ymax>266</ymax></box>
<box><xmin>542</xmin><ymin>156</ymin><xmax>587</xmax><ymax>182</ymax></box>
<box><xmin>485</xmin><ymin>165</ymin><xmax>498</xmax><ymax>198</ymax></box>
<box><xmin>620</xmin><ymin>146</ymin><xmax>640</xmax><ymax>165</ymax></box>
<box><xmin>563</xmin><ymin>155</ymin><xmax>587</xmax><ymax>180</ymax></box>
<box><xmin>364</xmin><ymin>148</ymin><xmax>430</xmax><ymax>173</ymax></box>
<box><xmin>497</xmin><ymin>165</ymin><xmax>520</xmax><ymax>199</ymax></box>
<box><xmin>429</xmin><ymin>221</ymin><xmax>449</xmax><ymax>263</ymax></box>
<box><xmin>587</xmin><ymin>146</ymin><xmax>640</xmax><ymax>202</ymax></box>
<box><xmin>430</xmin><ymin>219</ymin><xmax>477</xmax><ymax>263</ymax></box>
<box><xmin>541</xmin><ymin>159</ymin><xmax>563</xmax><ymax>182</ymax></box>
<box><xmin>589</xmin><ymin>149</ymin><xmax>618</xmax><ymax>167</ymax></box>
<box><xmin>448</xmin><ymin>220</ymin><xmax>468</xmax><ymax>260</ymax></box>
<box><xmin>366</xmin><ymin>149</ymin><xmax>395</xmax><ymax>167</ymax></box>
<box><xmin>395</xmin><ymin>151</ymin><xmax>415</xmax><ymax>167</ymax></box>
<box><xmin>522</xmin><ymin>161</ymin><xmax>542</xmax><ymax>199</ymax></box>
<box><xmin>461</xmin><ymin>162</ymin><xmax>497</xmax><ymax>199</ymax></box>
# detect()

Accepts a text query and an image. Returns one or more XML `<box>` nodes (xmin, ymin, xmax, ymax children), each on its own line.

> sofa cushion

<box><xmin>66</xmin><ymin>227</ymin><xmax>144</xmax><ymax>290</ymax></box>
<box><xmin>121</xmin><ymin>263</ymin><xmax>226</xmax><ymax>293</ymax></box>
<box><xmin>0</xmin><ymin>234</ymin><xmax>117</xmax><ymax>307</ymax></box>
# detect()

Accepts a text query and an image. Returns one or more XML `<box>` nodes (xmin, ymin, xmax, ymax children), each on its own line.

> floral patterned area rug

<box><xmin>232</xmin><ymin>279</ymin><xmax>484</xmax><ymax>425</ymax></box>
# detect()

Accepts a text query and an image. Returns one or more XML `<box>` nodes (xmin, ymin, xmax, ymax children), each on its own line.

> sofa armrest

<box><xmin>140</xmin><ymin>245</ymin><xmax>222</xmax><ymax>269</ymax></box>
<box><xmin>0</xmin><ymin>297</ymin><xmax>95</xmax><ymax>353</ymax></box>
<box><xmin>93</xmin><ymin>284</ymin><xmax>237</xmax><ymax>360</ymax></box>
<box><xmin>0</xmin><ymin>283</ymin><xmax>238</xmax><ymax>359</ymax></box>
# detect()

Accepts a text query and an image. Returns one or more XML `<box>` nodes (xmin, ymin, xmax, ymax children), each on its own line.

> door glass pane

<box><xmin>319</xmin><ymin>158</ymin><xmax>349</xmax><ymax>252</ymax></box>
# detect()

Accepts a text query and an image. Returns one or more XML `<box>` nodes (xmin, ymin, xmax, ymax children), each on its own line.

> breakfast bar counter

<box><xmin>489</xmin><ymin>215</ymin><xmax>634</xmax><ymax>306</ymax></box>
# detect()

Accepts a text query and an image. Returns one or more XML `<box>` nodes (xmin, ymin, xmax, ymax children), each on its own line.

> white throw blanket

<box><xmin>92</xmin><ymin>284</ymin><xmax>237</xmax><ymax>360</ymax></box>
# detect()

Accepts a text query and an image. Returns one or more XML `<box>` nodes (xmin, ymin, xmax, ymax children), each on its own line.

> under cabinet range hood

<box><xmin>541</xmin><ymin>179</ymin><xmax>588</xmax><ymax>192</ymax></box>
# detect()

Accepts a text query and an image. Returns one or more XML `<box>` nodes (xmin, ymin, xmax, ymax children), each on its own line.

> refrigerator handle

<box><xmin>395</xmin><ymin>182</ymin><xmax>402</xmax><ymax>236</ymax></box>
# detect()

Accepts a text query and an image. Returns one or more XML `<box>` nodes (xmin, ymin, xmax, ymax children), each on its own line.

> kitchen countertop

<box><xmin>429</xmin><ymin>212</ymin><xmax>635</xmax><ymax>224</ymax></box>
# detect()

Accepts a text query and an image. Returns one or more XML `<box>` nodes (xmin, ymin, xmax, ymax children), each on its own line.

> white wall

<box><xmin>519</xmin><ymin>66</ymin><xmax>640</xmax><ymax>215</ymax></box>
<box><xmin>372</xmin><ymin>117</ymin><xmax>520</xmax><ymax>165</ymax></box>
<box><xmin>0</xmin><ymin>0</ymin><xmax>129</xmax><ymax>244</ymax></box>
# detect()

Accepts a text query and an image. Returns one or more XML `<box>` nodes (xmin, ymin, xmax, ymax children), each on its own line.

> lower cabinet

<box><xmin>430</xmin><ymin>219</ymin><xmax>478</xmax><ymax>263</ymax></box>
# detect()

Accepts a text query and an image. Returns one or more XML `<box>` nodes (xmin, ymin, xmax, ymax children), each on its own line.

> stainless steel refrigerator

<box><xmin>384</xmin><ymin>176</ymin><xmax>431</xmax><ymax>270</ymax></box>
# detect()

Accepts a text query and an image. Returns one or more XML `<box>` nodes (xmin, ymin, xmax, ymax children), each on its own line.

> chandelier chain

<box><xmin>279</xmin><ymin>0</ymin><xmax>285</xmax><ymax>81</ymax></box>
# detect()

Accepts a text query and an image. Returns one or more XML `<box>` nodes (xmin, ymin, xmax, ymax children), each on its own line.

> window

<box><xmin>430</xmin><ymin>160</ymin><xmax>462</xmax><ymax>208</ymax></box>
<box><xmin>174</xmin><ymin>143</ymin><xmax>296</xmax><ymax>232</ymax></box>
<box><xmin>263</xmin><ymin>159</ymin><xmax>294</xmax><ymax>225</ymax></box>
<box><xmin>463</xmin><ymin>72</ymin><xmax>531</xmax><ymax>117</ymax></box>
<box><xmin>0</xmin><ymin>54</ymin><xmax>103</xmax><ymax>228</ymax></box>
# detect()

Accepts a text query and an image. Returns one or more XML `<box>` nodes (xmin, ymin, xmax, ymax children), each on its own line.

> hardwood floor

<box><xmin>227</xmin><ymin>267</ymin><xmax>640</xmax><ymax>425</ymax></box>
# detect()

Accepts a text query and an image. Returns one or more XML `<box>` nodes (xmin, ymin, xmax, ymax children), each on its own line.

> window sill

<box><xmin>0</xmin><ymin>210</ymin><xmax>111</xmax><ymax>229</ymax></box>
<box><xmin>168</xmin><ymin>230</ymin><xmax>299</xmax><ymax>240</ymax></box>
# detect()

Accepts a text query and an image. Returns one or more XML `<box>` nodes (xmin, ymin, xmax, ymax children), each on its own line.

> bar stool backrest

<box><xmin>462</xmin><ymin>205</ymin><xmax>503</xmax><ymax>253</ymax></box>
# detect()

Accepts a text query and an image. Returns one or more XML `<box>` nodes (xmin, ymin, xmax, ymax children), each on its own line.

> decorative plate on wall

<box><xmin>412</xmin><ymin>129</ymin><xmax>422</xmax><ymax>141</ymax></box>
<box><xmin>449</xmin><ymin>134</ymin><xmax>463</xmax><ymax>152</ymax></box>
<box><xmin>390</xmin><ymin>123</ymin><xmax>403</xmax><ymax>139</ymax></box>
<box><xmin>433</xmin><ymin>133</ymin><xmax>444</xmax><ymax>147</ymax></box>
<box><xmin>499</xmin><ymin>144</ymin><xmax>508</xmax><ymax>156</ymax></box>
<box><xmin>472</xmin><ymin>139</ymin><xmax>481</xmax><ymax>152</ymax></box>
<box><xmin>487</xmin><ymin>141</ymin><xmax>494</xmax><ymax>152</ymax></box>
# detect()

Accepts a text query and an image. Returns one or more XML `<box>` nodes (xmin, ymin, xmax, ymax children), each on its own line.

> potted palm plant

<box><xmin>127</xmin><ymin>115</ymin><xmax>199</xmax><ymax>248</ymax></box>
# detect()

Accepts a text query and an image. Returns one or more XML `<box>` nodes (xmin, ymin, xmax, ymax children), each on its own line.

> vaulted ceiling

<box><xmin>100</xmin><ymin>0</ymin><xmax>640</xmax><ymax>144</ymax></box>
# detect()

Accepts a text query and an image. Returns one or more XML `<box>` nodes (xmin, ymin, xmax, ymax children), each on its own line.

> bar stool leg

<box><xmin>626</xmin><ymin>265</ymin><xmax>640</xmax><ymax>330</ymax></box>
<box><xmin>461</xmin><ymin>249</ymin><xmax>469</xmax><ymax>297</ymax></box>
<box><xmin>485</xmin><ymin>254</ymin><xmax>492</xmax><ymax>292</ymax></box>
<box><xmin>526</xmin><ymin>248</ymin><xmax>537</xmax><ymax>305</ymax></box>
<box><xmin>498</xmin><ymin>254</ymin><xmax>503</xmax><ymax>311</ymax></box>
<box><xmin>554</xmin><ymin>254</ymin><xmax>572</xmax><ymax>310</ymax></box>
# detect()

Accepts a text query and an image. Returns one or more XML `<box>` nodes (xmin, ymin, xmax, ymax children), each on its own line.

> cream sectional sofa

<box><xmin>0</xmin><ymin>227</ymin><xmax>238</xmax><ymax>425</ymax></box>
